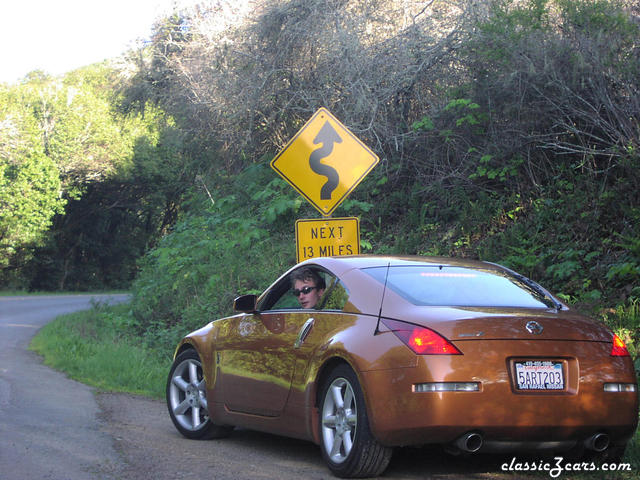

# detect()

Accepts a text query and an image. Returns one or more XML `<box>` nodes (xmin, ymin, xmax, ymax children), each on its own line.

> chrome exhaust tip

<box><xmin>584</xmin><ymin>433</ymin><xmax>610</xmax><ymax>452</ymax></box>
<box><xmin>455</xmin><ymin>432</ymin><xmax>483</xmax><ymax>453</ymax></box>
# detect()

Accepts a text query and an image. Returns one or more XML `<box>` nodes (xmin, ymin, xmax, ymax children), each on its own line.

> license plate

<box><xmin>515</xmin><ymin>361</ymin><xmax>564</xmax><ymax>390</ymax></box>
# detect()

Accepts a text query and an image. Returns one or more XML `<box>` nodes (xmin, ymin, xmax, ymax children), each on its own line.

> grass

<box><xmin>620</xmin><ymin>435</ymin><xmax>640</xmax><ymax>479</ymax></box>
<box><xmin>30</xmin><ymin>301</ymin><xmax>640</xmax><ymax>475</ymax></box>
<box><xmin>30</xmin><ymin>303</ymin><xmax>170</xmax><ymax>398</ymax></box>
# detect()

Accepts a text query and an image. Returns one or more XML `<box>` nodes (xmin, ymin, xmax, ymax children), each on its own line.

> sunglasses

<box><xmin>292</xmin><ymin>286</ymin><xmax>317</xmax><ymax>297</ymax></box>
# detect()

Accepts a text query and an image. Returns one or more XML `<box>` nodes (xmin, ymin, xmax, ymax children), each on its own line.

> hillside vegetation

<box><xmin>2</xmin><ymin>0</ymin><xmax>639</xmax><ymax>362</ymax></box>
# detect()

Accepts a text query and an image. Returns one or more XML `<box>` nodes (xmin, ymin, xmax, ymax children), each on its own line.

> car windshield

<box><xmin>363</xmin><ymin>265</ymin><xmax>556</xmax><ymax>308</ymax></box>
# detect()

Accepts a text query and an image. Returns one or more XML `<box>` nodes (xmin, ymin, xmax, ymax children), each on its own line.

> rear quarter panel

<box><xmin>360</xmin><ymin>338</ymin><xmax>639</xmax><ymax>446</ymax></box>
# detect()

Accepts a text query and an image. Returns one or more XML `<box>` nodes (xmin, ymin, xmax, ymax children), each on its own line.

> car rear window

<box><xmin>362</xmin><ymin>265</ymin><xmax>554</xmax><ymax>308</ymax></box>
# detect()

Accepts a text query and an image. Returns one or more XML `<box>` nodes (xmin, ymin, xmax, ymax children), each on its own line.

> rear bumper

<box><xmin>359</xmin><ymin>340</ymin><xmax>639</xmax><ymax>447</ymax></box>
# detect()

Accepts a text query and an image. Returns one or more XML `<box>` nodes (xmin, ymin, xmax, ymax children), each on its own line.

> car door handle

<box><xmin>294</xmin><ymin>318</ymin><xmax>314</xmax><ymax>349</ymax></box>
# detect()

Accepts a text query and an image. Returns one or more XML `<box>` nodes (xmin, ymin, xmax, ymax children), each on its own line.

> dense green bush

<box><xmin>123</xmin><ymin>0</ymin><xmax>639</xmax><ymax>362</ymax></box>
<box><xmin>130</xmin><ymin>164</ymin><xmax>298</xmax><ymax>350</ymax></box>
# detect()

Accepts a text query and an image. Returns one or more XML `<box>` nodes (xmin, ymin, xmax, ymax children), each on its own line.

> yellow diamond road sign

<box><xmin>296</xmin><ymin>217</ymin><xmax>360</xmax><ymax>262</ymax></box>
<box><xmin>271</xmin><ymin>108</ymin><xmax>379</xmax><ymax>217</ymax></box>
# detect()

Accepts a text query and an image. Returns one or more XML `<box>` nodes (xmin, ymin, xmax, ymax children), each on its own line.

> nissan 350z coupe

<box><xmin>166</xmin><ymin>256</ymin><xmax>638</xmax><ymax>478</ymax></box>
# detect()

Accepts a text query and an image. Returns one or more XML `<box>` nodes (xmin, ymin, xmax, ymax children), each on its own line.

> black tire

<box><xmin>166</xmin><ymin>349</ymin><xmax>233</xmax><ymax>439</ymax></box>
<box><xmin>318</xmin><ymin>364</ymin><xmax>393</xmax><ymax>478</ymax></box>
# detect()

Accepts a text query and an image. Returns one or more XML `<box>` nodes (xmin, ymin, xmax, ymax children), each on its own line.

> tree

<box><xmin>126</xmin><ymin>0</ymin><xmax>472</xmax><ymax>173</ymax></box>
<box><xmin>25</xmin><ymin>67</ymin><xmax>200</xmax><ymax>291</ymax></box>
<box><xmin>0</xmin><ymin>85</ymin><xmax>66</xmax><ymax>284</ymax></box>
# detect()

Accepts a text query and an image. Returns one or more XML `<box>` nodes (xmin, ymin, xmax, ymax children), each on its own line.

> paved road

<box><xmin>0</xmin><ymin>295</ymin><xmax>129</xmax><ymax>480</ymax></box>
<box><xmin>0</xmin><ymin>295</ymin><xmax>528</xmax><ymax>480</ymax></box>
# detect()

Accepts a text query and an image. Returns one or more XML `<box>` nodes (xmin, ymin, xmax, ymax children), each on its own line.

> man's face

<box><xmin>293</xmin><ymin>278</ymin><xmax>324</xmax><ymax>309</ymax></box>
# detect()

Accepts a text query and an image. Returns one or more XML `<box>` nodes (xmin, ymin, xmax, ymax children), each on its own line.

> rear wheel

<box><xmin>166</xmin><ymin>349</ymin><xmax>232</xmax><ymax>439</ymax></box>
<box><xmin>319</xmin><ymin>364</ymin><xmax>392</xmax><ymax>478</ymax></box>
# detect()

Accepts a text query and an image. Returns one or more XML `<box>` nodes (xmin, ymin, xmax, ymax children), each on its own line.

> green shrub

<box><xmin>130</xmin><ymin>163</ymin><xmax>301</xmax><ymax>352</ymax></box>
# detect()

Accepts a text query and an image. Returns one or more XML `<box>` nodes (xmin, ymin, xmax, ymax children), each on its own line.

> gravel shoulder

<box><xmin>96</xmin><ymin>391</ymin><xmax>522</xmax><ymax>480</ymax></box>
<box><xmin>96</xmin><ymin>392</ymin><xmax>331</xmax><ymax>480</ymax></box>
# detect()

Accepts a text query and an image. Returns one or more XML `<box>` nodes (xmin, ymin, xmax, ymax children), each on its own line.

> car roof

<box><xmin>299</xmin><ymin>255</ymin><xmax>498</xmax><ymax>277</ymax></box>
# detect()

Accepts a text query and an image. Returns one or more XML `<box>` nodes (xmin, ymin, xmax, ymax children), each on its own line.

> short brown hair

<box><xmin>290</xmin><ymin>267</ymin><xmax>326</xmax><ymax>290</ymax></box>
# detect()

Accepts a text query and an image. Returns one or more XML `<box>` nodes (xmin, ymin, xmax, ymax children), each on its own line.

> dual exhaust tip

<box><xmin>584</xmin><ymin>433</ymin><xmax>610</xmax><ymax>452</ymax></box>
<box><xmin>455</xmin><ymin>432</ymin><xmax>483</xmax><ymax>453</ymax></box>
<box><xmin>452</xmin><ymin>432</ymin><xmax>610</xmax><ymax>454</ymax></box>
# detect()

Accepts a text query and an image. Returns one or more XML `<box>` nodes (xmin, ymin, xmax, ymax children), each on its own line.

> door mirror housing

<box><xmin>233</xmin><ymin>294</ymin><xmax>258</xmax><ymax>313</ymax></box>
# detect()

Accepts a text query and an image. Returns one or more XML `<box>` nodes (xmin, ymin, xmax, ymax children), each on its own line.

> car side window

<box><xmin>258</xmin><ymin>277</ymin><xmax>296</xmax><ymax>311</ymax></box>
<box><xmin>261</xmin><ymin>267</ymin><xmax>350</xmax><ymax>311</ymax></box>
<box><xmin>270</xmin><ymin>287</ymin><xmax>301</xmax><ymax>310</ymax></box>
<box><xmin>315</xmin><ymin>273</ymin><xmax>350</xmax><ymax>311</ymax></box>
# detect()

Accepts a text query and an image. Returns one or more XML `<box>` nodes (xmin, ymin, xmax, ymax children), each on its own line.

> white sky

<box><xmin>0</xmin><ymin>0</ymin><xmax>196</xmax><ymax>84</ymax></box>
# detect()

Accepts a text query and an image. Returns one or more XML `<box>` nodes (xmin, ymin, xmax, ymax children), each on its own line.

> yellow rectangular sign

<box><xmin>295</xmin><ymin>217</ymin><xmax>360</xmax><ymax>262</ymax></box>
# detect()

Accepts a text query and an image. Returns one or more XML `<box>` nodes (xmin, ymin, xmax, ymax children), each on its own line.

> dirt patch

<box><xmin>96</xmin><ymin>392</ymin><xmax>527</xmax><ymax>480</ymax></box>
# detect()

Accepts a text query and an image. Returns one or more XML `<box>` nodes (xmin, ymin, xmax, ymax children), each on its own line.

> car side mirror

<box><xmin>233</xmin><ymin>294</ymin><xmax>258</xmax><ymax>313</ymax></box>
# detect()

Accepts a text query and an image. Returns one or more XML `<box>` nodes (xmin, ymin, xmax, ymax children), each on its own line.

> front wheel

<box><xmin>166</xmin><ymin>349</ymin><xmax>232</xmax><ymax>439</ymax></box>
<box><xmin>319</xmin><ymin>364</ymin><xmax>392</xmax><ymax>478</ymax></box>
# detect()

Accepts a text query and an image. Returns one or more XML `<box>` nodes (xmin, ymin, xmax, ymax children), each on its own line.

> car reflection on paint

<box><xmin>166</xmin><ymin>255</ymin><xmax>639</xmax><ymax>478</ymax></box>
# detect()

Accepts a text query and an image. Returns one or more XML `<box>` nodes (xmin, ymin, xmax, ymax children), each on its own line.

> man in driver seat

<box><xmin>291</xmin><ymin>268</ymin><xmax>326</xmax><ymax>309</ymax></box>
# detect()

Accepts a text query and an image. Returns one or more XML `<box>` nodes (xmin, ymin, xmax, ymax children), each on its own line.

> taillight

<box><xmin>382</xmin><ymin>319</ymin><xmax>461</xmax><ymax>355</ymax></box>
<box><xmin>611</xmin><ymin>334</ymin><xmax>630</xmax><ymax>357</ymax></box>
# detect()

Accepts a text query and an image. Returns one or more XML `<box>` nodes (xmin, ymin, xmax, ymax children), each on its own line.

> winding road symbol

<box><xmin>310</xmin><ymin>121</ymin><xmax>342</xmax><ymax>200</ymax></box>
<box><xmin>270</xmin><ymin>107</ymin><xmax>379</xmax><ymax>216</ymax></box>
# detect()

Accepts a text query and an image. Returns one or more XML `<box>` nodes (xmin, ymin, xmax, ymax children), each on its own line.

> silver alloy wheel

<box><xmin>167</xmin><ymin>357</ymin><xmax>209</xmax><ymax>431</ymax></box>
<box><xmin>321</xmin><ymin>376</ymin><xmax>358</xmax><ymax>464</ymax></box>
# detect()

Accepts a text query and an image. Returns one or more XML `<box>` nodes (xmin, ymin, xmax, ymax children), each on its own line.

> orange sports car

<box><xmin>166</xmin><ymin>256</ymin><xmax>639</xmax><ymax>477</ymax></box>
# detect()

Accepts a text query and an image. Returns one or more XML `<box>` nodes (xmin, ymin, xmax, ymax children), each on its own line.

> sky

<box><xmin>0</xmin><ymin>0</ymin><xmax>196</xmax><ymax>84</ymax></box>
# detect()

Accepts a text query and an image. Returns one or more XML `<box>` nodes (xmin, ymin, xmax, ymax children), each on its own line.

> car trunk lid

<box><xmin>383</xmin><ymin>305</ymin><xmax>612</xmax><ymax>343</ymax></box>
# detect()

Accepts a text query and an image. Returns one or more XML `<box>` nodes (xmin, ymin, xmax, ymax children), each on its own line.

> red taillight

<box><xmin>611</xmin><ymin>334</ymin><xmax>630</xmax><ymax>357</ymax></box>
<box><xmin>382</xmin><ymin>319</ymin><xmax>462</xmax><ymax>355</ymax></box>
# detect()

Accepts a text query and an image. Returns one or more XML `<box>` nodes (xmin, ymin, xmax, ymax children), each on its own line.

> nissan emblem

<box><xmin>525</xmin><ymin>320</ymin><xmax>544</xmax><ymax>335</ymax></box>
